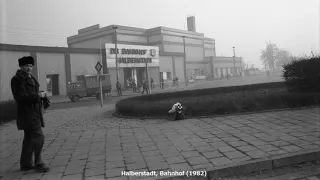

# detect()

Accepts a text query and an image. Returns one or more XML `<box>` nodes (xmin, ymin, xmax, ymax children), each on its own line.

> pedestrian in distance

<box><xmin>116</xmin><ymin>80</ymin><xmax>122</xmax><ymax>96</ymax></box>
<box><xmin>132</xmin><ymin>79</ymin><xmax>137</xmax><ymax>93</ymax></box>
<box><xmin>160</xmin><ymin>77</ymin><xmax>164</xmax><ymax>89</ymax></box>
<box><xmin>141</xmin><ymin>78</ymin><xmax>149</xmax><ymax>94</ymax></box>
<box><xmin>150</xmin><ymin>77</ymin><xmax>154</xmax><ymax>89</ymax></box>
<box><xmin>10</xmin><ymin>56</ymin><xmax>50</xmax><ymax>172</ymax></box>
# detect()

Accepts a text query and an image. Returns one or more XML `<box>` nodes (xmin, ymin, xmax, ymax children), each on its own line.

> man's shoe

<box><xmin>35</xmin><ymin>163</ymin><xmax>50</xmax><ymax>172</ymax></box>
<box><xmin>20</xmin><ymin>166</ymin><xmax>35</xmax><ymax>171</ymax></box>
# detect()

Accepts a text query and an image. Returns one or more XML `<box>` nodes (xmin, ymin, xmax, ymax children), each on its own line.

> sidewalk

<box><xmin>0</xmin><ymin>104</ymin><xmax>319</xmax><ymax>180</ymax></box>
<box><xmin>48</xmin><ymin>85</ymin><xmax>193</xmax><ymax>104</ymax></box>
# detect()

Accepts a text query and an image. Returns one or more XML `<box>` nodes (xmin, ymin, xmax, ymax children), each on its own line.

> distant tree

<box><xmin>260</xmin><ymin>42</ymin><xmax>278</xmax><ymax>71</ymax></box>
<box><xmin>276</xmin><ymin>49</ymin><xmax>291</xmax><ymax>66</ymax></box>
<box><xmin>240</xmin><ymin>58</ymin><xmax>247</xmax><ymax>70</ymax></box>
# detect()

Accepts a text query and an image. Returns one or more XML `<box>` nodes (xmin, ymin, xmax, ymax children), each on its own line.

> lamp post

<box><xmin>113</xmin><ymin>26</ymin><xmax>119</xmax><ymax>84</ymax></box>
<box><xmin>233</xmin><ymin>47</ymin><xmax>236</xmax><ymax>76</ymax></box>
<box><xmin>182</xmin><ymin>36</ymin><xmax>188</xmax><ymax>86</ymax></box>
<box><xmin>99</xmin><ymin>38</ymin><xmax>103</xmax><ymax>107</ymax></box>
<box><xmin>240</xmin><ymin>56</ymin><xmax>243</xmax><ymax>76</ymax></box>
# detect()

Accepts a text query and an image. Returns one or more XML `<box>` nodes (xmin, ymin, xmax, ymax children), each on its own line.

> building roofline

<box><xmin>0</xmin><ymin>43</ymin><xmax>100</xmax><ymax>54</ymax></box>
<box><xmin>67</xmin><ymin>24</ymin><xmax>147</xmax><ymax>41</ymax></box>
<box><xmin>67</xmin><ymin>24</ymin><xmax>210</xmax><ymax>44</ymax></box>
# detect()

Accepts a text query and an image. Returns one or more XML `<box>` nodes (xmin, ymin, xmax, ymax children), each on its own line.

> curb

<box><xmin>158</xmin><ymin>149</ymin><xmax>320</xmax><ymax>180</ymax></box>
<box><xmin>112</xmin><ymin>105</ymin><xmax>320</xmax><ymax>120</ymax></box>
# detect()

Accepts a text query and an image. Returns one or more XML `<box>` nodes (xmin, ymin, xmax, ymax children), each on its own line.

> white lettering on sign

<box><xmin>105</xmin><ymin>44</ymin><xmax>159</xmax><ymax>68</ymax></box>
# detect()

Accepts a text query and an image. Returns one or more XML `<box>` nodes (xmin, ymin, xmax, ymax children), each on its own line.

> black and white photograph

<box><xmin>0</xmin><ymin>0</ymin><xmax>320</xmax><ymax>179</ymax></box>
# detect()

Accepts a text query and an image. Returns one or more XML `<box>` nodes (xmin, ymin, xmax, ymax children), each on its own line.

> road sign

<box><xmin>95</xmin><ymin>61</ymin><xmax>103</xmax><ymax>73</ymax></box>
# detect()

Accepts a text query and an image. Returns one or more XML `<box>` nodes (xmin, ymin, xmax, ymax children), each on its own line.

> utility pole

<box><xmin>233</xmin><ymin>47</ymin><xmax>236</xmax><ymax>76</ymax></box>
<box><xmin>145</xmin><ymin>61</ymin><xmax>151</xmax><ymax>94</ymax></box>
<box><xmin>182</xmin><ymin>36</ymin><xmax>188</xmax><ymax>86</ymax></box>
<box><xmin>99</xmin><ymin>39</ymin><xmax>103</xmax><ymax>107</ymax></box>
<box><xmin>240</xmin><ymin>56</ymin><xmax>242</xmax><ymax>76</ymax></box>
<box><xmin>113</xmin><ymin>26</ymin><xmax>119</xmax><ymax>84</ymax></box>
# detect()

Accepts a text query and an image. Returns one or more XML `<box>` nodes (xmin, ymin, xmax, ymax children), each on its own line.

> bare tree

<box><xmin>276</xmin><ymin>49</ymin><xmax>291</xmax><ymax>66</ymax></box>
<box><xmin>260</xmin><ymin>42</ymin><xmax>290</xmax><ymax>71</ymax></box>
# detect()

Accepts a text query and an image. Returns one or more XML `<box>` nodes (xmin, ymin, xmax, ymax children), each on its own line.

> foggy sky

<box><xmin>0</xmin><ymin>0</ymin><xmax>319</xmax><ymax>68</ymax></box>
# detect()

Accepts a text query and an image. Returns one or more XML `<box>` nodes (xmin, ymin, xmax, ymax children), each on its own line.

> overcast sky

<box><xmin>1</xmin><ymin>0</ymin><xmax>319</xmax><ymax>68</ymax></box>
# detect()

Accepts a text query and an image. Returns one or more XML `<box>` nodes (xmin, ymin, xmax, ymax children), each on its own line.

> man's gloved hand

<box><xmin>38</xmin><ymin>91</ymin><xmax>47</xmax><ymax>98</ymax></box>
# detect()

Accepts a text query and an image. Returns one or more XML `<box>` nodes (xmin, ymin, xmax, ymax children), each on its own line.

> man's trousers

<box><xmin>20</xmin><ymin>128</ymin><xmax>44</xmax><ymax>167</ymax></box>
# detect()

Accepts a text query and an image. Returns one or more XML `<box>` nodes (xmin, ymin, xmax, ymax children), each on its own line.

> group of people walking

<box><xmin>116</xmin><ymin>77</ymin><xmax>162</xmax><ymax>96</ymax></box>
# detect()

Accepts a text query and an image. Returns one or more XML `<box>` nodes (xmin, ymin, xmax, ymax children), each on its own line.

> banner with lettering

<box><xmin>105</xmin><ymin>44</ymin><xmax>159</xmax><ymax>68</ymax></box>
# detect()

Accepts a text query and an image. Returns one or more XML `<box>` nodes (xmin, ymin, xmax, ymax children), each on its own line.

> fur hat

<box><xmin>18</xmin><ymin>56</ymin><xmax>34</xmax><ymax>66</ymax></box>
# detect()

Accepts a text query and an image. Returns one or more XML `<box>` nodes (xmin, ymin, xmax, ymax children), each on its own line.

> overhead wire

<box><xmin>0</xmin><ymin>24</ymin><xmax>68</xmax><ymax>39</ymax></box>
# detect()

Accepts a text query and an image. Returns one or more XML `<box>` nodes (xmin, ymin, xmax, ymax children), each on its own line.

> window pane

<box><xmin>167</xmin><ymin>72</ymin><xmax>172</xmax><ymax>80</ymax></box>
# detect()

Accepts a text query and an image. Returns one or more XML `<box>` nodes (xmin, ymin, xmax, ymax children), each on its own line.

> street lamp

<box><xmin>182</xmin><ymin>36</ymin><xmax>187</xmax><ymax>86</ymax></box>
<box><xmin>113</xmin><ymin>26</ymin><xmax>119</xmax><ymax>84</ymax></box>
<box><xmin>233</xmin><ymin>47</ymin><xmax>236</xmax><ymax>76</ymax></box>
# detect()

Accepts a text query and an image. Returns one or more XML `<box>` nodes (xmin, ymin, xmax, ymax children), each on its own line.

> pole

<box><xmin>240</xmin><ymin>56</ymin><xmax>242</xmax><ymax>76</ymax></box>
<box><xmin>183</xmin><ymin>36</ymin><xmax>188</xmax><ymax>86</ymax></box>
<box><xmin>233</xmin><ymin>47</ymin><xmax>236</xmax><ymax>76</ymax></box>
<box><xmin>146</xmin><ymin>61</ymin><xmax>151</xmax><ymax>94</ymax></box>
<box><xmin>99</xmin><ymin>72</ymin><xmax>103</xmax><ymax>107</ymax></box>
<box><xmin>99</xmin><ymin>39</ymin><xmax>103</xmax><ymax>107</ymax></box>
<box><xmin>113</xmin><ymin>26</ymin><xmax>119</xmax><ymax>84</ymax></box>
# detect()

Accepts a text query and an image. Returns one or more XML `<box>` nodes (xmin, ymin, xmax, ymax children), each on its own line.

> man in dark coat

<box><xmin>160</xmin><ymin>76</ymin><xmax>164</xmax><ymax>89</ymax></box>
<box><xmin>11</xmin><ymin>56</ymin><xmax>50</xmax><ymax>172</ymax></box>
<box><xmin>141</xmin><ymin>78</ymin><xmax>149</xmax><ymax>94</ymax></box>
<box><xmin>116</xmin><ymin>80</ymin><xmax>122</xmax><ymax>96</ymax></box>
<box><xmin>132</xmin><ymin>79</ymin><xmax>137</xmax><ymax>93</ymax></box>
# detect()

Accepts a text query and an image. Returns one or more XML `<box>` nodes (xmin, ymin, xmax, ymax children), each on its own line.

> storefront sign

<box><xmin>118</xmin><ymin>58</ymin><xmax>152</xmax><ymax>64</ymax></box>
<box><xmin>105</xmin><ymin>44</ymin><xmax>159</xmax><ymax>68</ymax></box>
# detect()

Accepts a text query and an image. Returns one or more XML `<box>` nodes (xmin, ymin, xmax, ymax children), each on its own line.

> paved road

<box><xmin>0</xmin><ymin>102</ymin><xmax>319</xmax><ymax>180</ymax></box>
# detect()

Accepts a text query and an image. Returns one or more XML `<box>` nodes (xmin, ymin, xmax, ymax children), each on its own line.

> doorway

<box><xmin>46</xmin><ymin>74</ymin><xmax>59</xmax><ymax>96</ymax></box>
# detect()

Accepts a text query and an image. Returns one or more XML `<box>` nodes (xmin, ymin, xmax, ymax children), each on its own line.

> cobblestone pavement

<box><xmin>0</xmin><ymin>104</ymin><xmax>319</xmax><ymax>180</ymax></box>
<box><xmin>220</xmin><ymin>161</ymin><xmax>320</xmax><ymax>180</ymax></box>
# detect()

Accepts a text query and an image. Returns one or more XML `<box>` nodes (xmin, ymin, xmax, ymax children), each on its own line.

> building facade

<box><xmin>0</xmin><ymin>44</ymin><xmax>101</xmax><ymax>101</ymax></box>
<box><xmin>0</xmin><ymin>17</ymin><xmax>243</xmax><ymax>101</ymax></box>
<box><xmin>67</xmin><ymin>17</ymin><xmax>242</xmax><ymax>86</ymax></box>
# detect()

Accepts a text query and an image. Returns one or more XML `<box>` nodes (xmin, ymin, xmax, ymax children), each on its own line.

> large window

<box><xmin>167</xmin><ymin>72</ymin><xmax>172</xmax><ymax>80</ymax></box>
<box><xmin>160</xmin><ymin>72</ymin><xmax>172</xmax><ymax>80</ymax></box>
<box><xmin>194</xmin><ymin>69</ymin><xmax>204</xmax><ymax>76</ymax></box>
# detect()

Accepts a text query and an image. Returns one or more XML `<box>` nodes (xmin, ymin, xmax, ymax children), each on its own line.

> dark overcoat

<box><xmin>11</xmin><ymin>70</ymin><xmax>44</xmax><ymax>130</ymax></box>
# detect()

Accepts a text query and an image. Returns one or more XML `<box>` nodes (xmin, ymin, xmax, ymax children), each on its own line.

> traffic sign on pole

<box><xmin>95</xmin><ymin>61</ymin><xmax>103</xmax><ymax>73</ymax></box>
<box><xmin>95</xmin><ymin>61</ymin><xmax>103</xmax><ymax>107</ymax></box>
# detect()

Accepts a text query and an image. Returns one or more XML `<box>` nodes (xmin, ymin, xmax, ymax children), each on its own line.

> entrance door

<box><xmin>46</xmin><ymin>74</ymin><xmax>59</xmax><ymax>96</ymax></box>
<box><xmin>51</xmin><ymin>74</ymin><xmax>59</xmax><ymax>95</ymax></box>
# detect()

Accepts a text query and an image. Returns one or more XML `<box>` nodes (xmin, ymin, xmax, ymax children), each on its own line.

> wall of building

<box><xmin>159</xmin><ymin>56</ymin><xmax>173</xmax><ymax>75</ymax></box>
<box><xmin>70</xmin><ymin>53</ymin><xmax>101</xmax><ymax>82</ymax></box>
<box><xmin>0</xmin><ymin>51</ymin><xmax>30</xmax><ymax>101</ymax></box>
<box><xmin>174</xmin><ymin>56</ymin><xmax>185</xmax><ymax>82</ymax></box>
<box><xmin>108</xmin><ymin>68</ymin><xmax>121</xmax><ymax>91</ymax></box>
<box><xmin>148</xmin><ymin>67</ymin><xmax>159</xmax><ymax>84</ymax></box>
<box><xmin>117</xmin><ymin>34</ymin><xmax>148</xmax><ymax>44</ymax></box>
<box><xmin>69</xmin><ymin>35</ymin><xmax>113</xmax><ymax>49</ymax></box>
<box><xmin>37</xmin><ymin>52</ymin><xmax>67</xmax><ymax>95</ymax></box>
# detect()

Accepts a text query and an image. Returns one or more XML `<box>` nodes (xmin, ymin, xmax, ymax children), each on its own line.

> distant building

<box><xmin>0</xmin><ymin>16</ymin><xmax>242</xmax><ymax>101</ymax></box>
<box><xmin>67</xmin><ymin>16</ymin><xmax>242</xmax><ymax>87</ymax></box>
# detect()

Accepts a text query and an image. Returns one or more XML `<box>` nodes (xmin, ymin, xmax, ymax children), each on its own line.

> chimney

<box><xmin>187</xmin><ymin>16</ymin><xmax>196</xmax><ymax>32</ymax></box>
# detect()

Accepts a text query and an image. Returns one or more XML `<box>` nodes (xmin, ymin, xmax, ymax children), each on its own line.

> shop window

<box><xmin>167</xmin><ymin>72</ymin><xmax>172</xmax><ymax>80</ymax></box>
<box><xmin>160</xmin><ymin>72</ymin><xmax>172</xmax><ymax>80</ymax></box>
<box><xmin>199</xmin><ymin>69</ymin><xmax>204</xmax><ymax>76</ymax></box>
